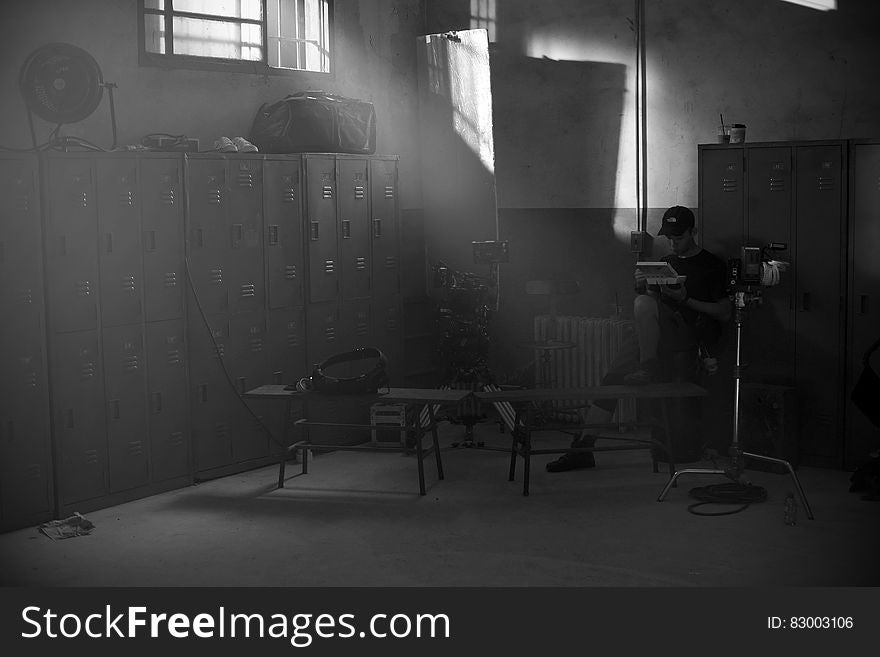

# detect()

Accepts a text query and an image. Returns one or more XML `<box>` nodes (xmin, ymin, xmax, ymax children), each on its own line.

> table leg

<box><xmin>415</xmin><ymin>416</ymin><xmax>426</xmax><ymax>496</ymax></box>
<box><xmin>428</xmin><ymin>404</ymin><xmax>444</xmax><ymax>480</ymax></box>
<box><xmin>278</xmin><ymin>398</ymin><xmax>292</xmax><ymax>489</ymax></box>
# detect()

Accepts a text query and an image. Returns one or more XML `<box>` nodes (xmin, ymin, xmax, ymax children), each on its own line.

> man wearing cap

<box><xmin>546</xmin><ymin>205</ymin><xmax>730</xmax><ymax>472</ymax></box>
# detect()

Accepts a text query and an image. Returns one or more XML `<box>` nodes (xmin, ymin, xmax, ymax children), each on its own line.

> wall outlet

<box><xmin>630</xmin><ymin>231</ymin><xmax>647</xmax><ymax>253</ymax></box>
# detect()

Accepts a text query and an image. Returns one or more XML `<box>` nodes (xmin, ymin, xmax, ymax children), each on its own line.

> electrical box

<box><xmin>630</xmin><ymin>231</ymin><xmax>647</xmax><ymax>253</ymax></box>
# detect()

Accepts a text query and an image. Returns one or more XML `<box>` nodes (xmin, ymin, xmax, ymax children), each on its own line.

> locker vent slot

<box><xmin>287</xmin><ymin>331</ymin><xmax>300</xmax><ymax>348</ymax></box>
<box><xmin>122</xmin><ymin>274</ymin><xmax>136</xmax><ymax>292</ymax></box>
<box><xmin>166</xmin><ymin>348</ymin><xmax>181</xmax><ymax>366</ymax></box>
<box><xmin>209</xmin><ymin>268</ymin><xmax>223</xmax><ymax>284</ymax></box>
<box><xmin>23</xmin><ymin>368</ymin><xmax>38</xmax><ymax>388</ymax></box>
<box><xmin>721</xmin><ymin>178</ymin><xmax>738</xmax><ymax>193</ymax></box>
<box><xmin>354</xmin><ymin>185</ymin><xmax>365</xmax><ymax>199</ymax></box>
<box><xmin>282</xmin><ymin>187</ymin><xmax>296</xmax><ymax>203</ymax></box>
<box><xmin>76</xmin><ymin>280</ymin><xmax>92</xmax><ymax>296</ymax></box>
<box><xmin>322</xmin><ymin>185</ymin><xmax>333</xmax><ymax>199</ymax></box>
<box><xmin>160</xmin><ymin>189</ymin><xmax>175</xmax><ymax>206</ymax></box>
<box><xmin>164</xmin><ymin>272</ymin><xmax>178</xmax><ymax>287</ymax></box>
<box><xmin>385</xmin><ymin>318</ymin><xmax>398</xmax><ymax>331</ymax></box>
<box><xmin>355</xmin><ymin>321</ymin><xmax>369</xmax><ymax>336</ymax></box>
<box><xmin>79</xmin><ymin>191</ymin><xmax>89</xmax><ymax>207</ymax></box>
<box><xmin>817</xmin><ymin>176</ymin><xmax>835</xmax><ymax>191</ymax></box>
<box><xmin>240</xmin><ymin>283</ymin><xmax>256</xmax><ymax>298</ymax></box>
<box><xmin>237</xmin><ymin>171</ymin><xmax>254</xmax><ymax>188</ymax></box>
<box><xmin>355</xmin><ymin>257</ymin><xmax>367</xmax><ymax>270</ymax></box>
<box><xmin>84</xmin><ymin>449</ymin><xmax>99</xmax><ymax>464</ymax></box>
<box><xmin>285</xmin><ymin>265</ymin><xmax>297</xmax><ymax>279</ymax></box>
<box><xmin>207</xmin><ymin>188</ymin><xmax>222</xmax><ymax>204</ymax></box>
<box><xmin>384</xmin><ymin>255</ymin><xmax>398</xmax><ymax>269</ymax></box>
<box><xmin>212</xmin><ymin>344</ymin><xmax>225</xmax><ymax>359</ymax></box>
<box><xmin>119</xmin><ymin>190</ymin><xmax>134</xmax><ymax>207</ymax></box>
<box><xmin>25</xmin><ymin>463</ymin><xmax>41</xmax><ymax>480</ymax></box>
<box><xmin>769</xmin><ymin>177</ymin><xmax>786</xmax><ymax>192</ymax></box>
<box><xmin>81</xmin><ymin>361</ymin><xmax>97</xmax><ymax>380</ymax></box>
<box><xmin>324</xmin><ymin>260</ymin><xmax>335</xmax><ymax>274</ymax></box>
<box><xmin>123</xmin><ymin>354</ymin><xmax>140</xmax><ymax>373</ymax></box>
<box><xmin>248</xmin><ymin>335</ymin><xmax>264</xmax><ymax>353</ymax></box>
<box><xmin>19</xmin><ymin>288</ymin><xmax>34</xmax><ymax>305</ymax></box>
<box><xmin>384</xmin><ymin>185</ymin><xmax>394</xmax><ymax>199</ymax></box>
<box><xmin>170</xmin><ymin>431</ymin><xmax>184</xmax><ymax>446</ymax></box>
<box><xmin>214</xmin><ymin>423</ymin><xmax>228</xmax><ymax>439</ymax></box>
<box><xmin>324</xmin><ymin>327</ymin><xmax>336</xmax><ymax>341</ymax></box>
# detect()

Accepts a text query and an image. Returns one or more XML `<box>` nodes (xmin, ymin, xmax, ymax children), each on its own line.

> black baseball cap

<box><xmin>658</xmin><ymin>205</ymin><xmax>695</xmax><ymax>236</ymax></box>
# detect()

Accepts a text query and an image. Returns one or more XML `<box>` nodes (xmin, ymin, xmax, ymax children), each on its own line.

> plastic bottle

<box><xmin>783</xmin><ymin>493</ymin><xmax>797</xmax><ymax>526</ymax></box>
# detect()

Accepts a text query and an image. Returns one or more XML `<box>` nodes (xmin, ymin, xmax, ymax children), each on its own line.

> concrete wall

<box><xmin>426</xmin><ymin>0</ymin><xmax>880</xmax><ymax>379</ymax></box>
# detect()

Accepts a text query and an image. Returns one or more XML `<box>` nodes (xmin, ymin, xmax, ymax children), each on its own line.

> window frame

<box><xmin>137</xmin><ymin>0</ymin><xmax>335</xmax><ymax>78</ymax></box>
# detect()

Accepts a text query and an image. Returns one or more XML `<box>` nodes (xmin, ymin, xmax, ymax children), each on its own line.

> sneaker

<box><xmin>213</xmin><ymin>136</ymin><xmax>237</xmax><ymax>152</ymax></box>
<box><xmin>232</xmin><ymin>136</ymin><xmax>258</xmax><ymax>153</ymax></box>
<box><xmin>546</xmin><ymin>436</ymin><xmax>597</xmax><ymax>472</ymax></box>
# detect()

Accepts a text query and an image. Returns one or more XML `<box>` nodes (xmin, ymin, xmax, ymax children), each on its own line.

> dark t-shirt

<box><xmin>647</xmin><ymin>249</ymin><xmax>728</xmax><ymax>349</ymax></box>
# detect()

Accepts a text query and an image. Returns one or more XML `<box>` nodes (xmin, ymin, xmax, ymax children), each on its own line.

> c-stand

<box><xmin>657</xmin><ymin>288</ymin><xmax>814</xmax><ymax>519</ymax></box>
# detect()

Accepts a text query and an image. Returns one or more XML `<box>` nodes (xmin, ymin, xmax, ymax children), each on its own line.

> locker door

<box><xmin>0</xmin><ymin>312</ymin><xmax>52</xmax><ymax>528</ymax></box>
<box><xmin>306</xmin><ymin>301</ymin><xmax>341</xmax><ymax>369</ymax></box>
<box><xmin>51</xmin><ymin>330</ymin><xmax>107</xmax><ymax>505</ymax></box>
<box><xmin>0</xmin><ymin>155</ymin><xmax>44</xmax><ymax>322</ymax></box>
<box><xmin>264</xmin><ymin>158</ymin><xmax>304</xmax><ymax>309</ymax></box>
<box><xmin>44</xmin><ymin>156</ymin><xmax>99</xmax><ymax>332</ymax></box>
<box><xmin>146</xmin><ymin>319</ymin><xmax>190</xmax><ymax>482</ymax></box>
<box><xmin>229</xmin><ymin>313</ymin><xmax>270</xmax><ymax>462</ymax></box>
<box><xmin>97</xmin><ymin>157</ymin><xmax>144</xmax><ymax>327</ymax></box>
<box><xmin>338</xmin><ymin>156</ymin><xmax>371</xmax><ymax>300</ymax></box>
<box><xmin>185</xmin><ymin>156</ymin><xmax>229</xmax><ymax>314</ymax></box>
<box><xmin>226</xmin><ymin>156</ymin><xmax>264</xmax><ymax>314</ymax></box>
<box><xmin>189</xmin><ymin>314</ymin><xmax>234</xmax><ymax>472</ymax></box>
<box><xmin>341</xmin><ymin>298</ymin><xmax>372</xmax><ymax>354</ymax></box>
<box><xmin>744</xmin><ymin>146</ymin><xmax>794</xmax><ymax>385</ymax></box>
<box><xmin>847</xmin><ymin>141</ymin><xmax>880</xmax><ymax>467</ymax></box>
<box><xmin>697</xmin><ymin>146</ymin><xmax>744</xmax><ymax>257</ymax></box>
<box><xmin>304</xmin><ymin>155</ymin><xmax>338</xmax><ymax>302</ymax></box>
<box><xmin>369</xmin><ymin>157</ymin><xmax>401</xmax><ymax>297</ymax></box>
<box><xmin>793</xmin><ymin>144</ymin><xmax>846</xmax><ymax>466</ymax></box>
<box><xmin>370</xmin><ymin>295</ymin><xmax>403</xmax><ymax>383</ymax></box>
<box><xmin>267</xmin><ymin>306</ymin><xmax>306</xmax><ymax>384</ymax></box>
<box><xmin>141</xmin><ymin>156</ymin><xmax>185</xmax><ymax>321</ymax></box>
<box><xmin>103</xmin><ymin>324</ymin><xmax>150</xmax><ymax>492</ymax></box>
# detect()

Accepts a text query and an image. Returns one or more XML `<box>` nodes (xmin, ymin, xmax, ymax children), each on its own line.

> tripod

<box><xmin>657</xmin><ymin>289</ymin><xmax>814</xmax><ymax>519</ymax></box>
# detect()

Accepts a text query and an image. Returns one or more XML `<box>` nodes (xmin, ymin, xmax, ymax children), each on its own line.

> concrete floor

<box><xmin>1</xmin><ymin>421</ymin><xmax>878</xmax><ymax>587</ymax></box>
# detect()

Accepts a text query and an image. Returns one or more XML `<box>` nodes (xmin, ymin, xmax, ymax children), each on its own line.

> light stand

<box><xmin>657</xmin><ymin>288</ymin><xmax>814</xmax><ymax>519</ymax></box>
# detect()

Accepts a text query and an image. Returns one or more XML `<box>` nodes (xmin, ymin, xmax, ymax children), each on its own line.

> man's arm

<box><xmin>659</xmin><ymin>284</ymin><xmax>731</xmax><ymax>322</ymax></box>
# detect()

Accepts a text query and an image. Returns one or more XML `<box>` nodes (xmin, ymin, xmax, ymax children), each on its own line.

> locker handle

<box><xmin>152</xmin><ymin>391</ymin><xmax>163</xmax><ymax>413</ymax></box>
<box><xmin>109</xmin><ymin>399</ymin><xmax>120</xmax><ymax>420</ymax></box>
<box><xmin>64</xmin><ymin>409</ymin><xmax>75</xmax><ymax>429</ymax></box>
<box><xmin>198</xmin><ymin>383</ymin><xmax>209</xmax><ymax>403</ymax></box>
<box><xmin>310</xmin><ymin>222</ymin><xmax>319</xmax><ymax>240</ymax></box>
<box><xmin>105</xmin><ymin>232</ymin><xmax>113</xmax><ymax>253</ymax></box>
<box><xmin>342</xmin><ymin>219</ymin><xmax>351</xmax><ymax>239</ymax></box>
<box><xmin>859</xmin><ymin>294</ymin><xmax>869</xmax><ymax>315</ymax></box>
<box><xmin>237</xmin><ymin>377</ymin><xmax>247</xmax><ymax>395</ymax></box>
<box><xmin>268</xmin><ymin>225</ymin><xmax>279</xmax><ymax>246</ymax></box>
<box><xmin>196</xmin><ymin>228</ymin><xmax>204</xmax><ymax>247</ymax></box>
<box><xmin>799</xmin><ymin>292</ymin><xmax>811</xmax><ymax>312</ymax></box>
<box><xmin>232</xmin><ymin>223</ymin><xmax>244</xmax><ymax>245</ymax></box>
<box><xmin>145</xmin><ymin>230</ymin><xmax>157</xmax><ymax>252</ymax></box>
<box><xmin>373</xmin><ymin>218</ymin><xmax>382</xmax><ymax>238</ymax></box>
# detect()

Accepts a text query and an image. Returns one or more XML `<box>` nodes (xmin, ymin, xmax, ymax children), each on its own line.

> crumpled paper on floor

<box><xmin>39</xmin><ymin>512</ymin><xmax>95</xmax><ymax>540</ymax></box>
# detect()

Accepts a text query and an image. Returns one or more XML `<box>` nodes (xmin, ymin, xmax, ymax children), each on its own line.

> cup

<box><xmin>717</xmin><ymin>125</ymin><xmax>731</xmax><ymax>143</ymax></box>
<box><xmin>729</xmin><ymin>124</ymin><xmax>746</xmax><ymax>144</ymax></box>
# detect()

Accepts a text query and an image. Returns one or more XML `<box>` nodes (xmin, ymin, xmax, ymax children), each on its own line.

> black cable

<box><xmin>687</xmin><ymin>481</ymin><xmax>768</xmax><ymax>516</ymax></box>
<box><xmin>183</xmin><ymin>254</ymin><xmax>290</xmax><ymax>451</ymax></box>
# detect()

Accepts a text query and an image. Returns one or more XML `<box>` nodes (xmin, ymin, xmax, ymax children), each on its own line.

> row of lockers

<box><xmin>38</xmin><ymin>151</ymin><xmax>401</xmax><ymax>333</ymax></box>
<box><xmin>0</xmin><ymin>151</ymin><xmax>404</xmax><ymax>530</ymax></box>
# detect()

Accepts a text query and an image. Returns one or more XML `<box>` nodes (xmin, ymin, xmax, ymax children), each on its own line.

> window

<box><xmin>139</xmin><ymin>0</ymin><xmax>333</xmax><ymax>74</ymax></box>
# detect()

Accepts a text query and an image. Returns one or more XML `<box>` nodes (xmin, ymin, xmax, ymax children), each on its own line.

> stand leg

<box><xmin>428</xmin><ymin>404</ymin><xmax>444</xmax><ymax>480</ymax></box>
<box><xmin>416</xmin><ymin>417</ymin><xmax>426</xmax><ymax>496</ymax></box>
<box><xmin>508</xmin><ymin>407</ymin><xmax>520</xmax><ymax>481</ymax></box>
<box><xmin>743</xmin><ymin>451</ymin><xmax>814</xmax><ymax>520</ymax></box>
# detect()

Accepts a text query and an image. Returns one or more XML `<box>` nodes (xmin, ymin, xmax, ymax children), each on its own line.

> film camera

<box><xmin>727</xmin><ymin>243</ymin><xmax>789</xmax><ymax>293</ymax></box>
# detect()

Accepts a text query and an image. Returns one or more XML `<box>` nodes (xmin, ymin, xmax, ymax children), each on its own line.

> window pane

<box><xmin>173</xmin><ymin>0</ymin><xmax>262</xmax><ymax>21</ymax></box>
<box><xmin>144</xmin><ymin>0</ymin><xmax>165</xmax><ymax>9</ymax></box>
<box><xmin>144</xmin><ymin>13</ymin><xmax>166</xmax><ymax>54</ymax></box>
<box><xmin>172</xmin><ymin>16</ymin><xmax>262</xmax><ymax>60</ymax></box>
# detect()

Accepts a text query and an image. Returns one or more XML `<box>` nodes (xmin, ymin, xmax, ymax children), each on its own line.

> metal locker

<box><xmin>97</xmin><ymin>156</ymin><xmax>144</xmax><ymax>327</ymax></box>
<box><xmin>304</xmin><ymin>155</ymin><xmax>339</xmax><ymax>303</ymax></box>
<box><xmin>44</xmin><ymin>155</ymin><xmax>99</xmax><ymax>332</ymax></box>
<box><xmin>338</xmin><ymin>156</ymin><xmax>371</xmax><ymax>300</ymax></box>
<box><xmin>184</xmin><ymin>155</ymin><xmax>229</xmax><ymax>315</ymax></box>
<box><xmin>226</xmin><ymin>156</ymin><xmax>264</xmax><ymax>315</ymax></box>
<box><xmin>0</xmin><ymin>154</ymin><xmax>44</xmax><ymax>323</ymax></box>
<box><xmin>370</xmin><ymin>295</ymin><xmax>403</xmax><ymax>383</ymax></box>
<box><xmin>102</xmin><ymin>323</ymin><xmax>150</xmax><ymax>493</ymax></box>
<box><xmin>341</xmin><ymin>297</ymin><xmax>372</xmax><ymax>355</ymax></box>
<box><xmin>263</xmin><ymin>157</ymin><xmax>304</xmax><ymax>310</ymax></box>
<box><xmin>267</xmin><ymin>306</ymin><xmax>306</xmax><ymax>384</ymax></box>
<box><xmin>793</xmin><ymin>143</ymin><xmax>846</xmax><ymax>466</ymax></box>
<box><xmin>744</xmin><ymin>146</ymin><xmax>794</xmax><ymax>385</ymax></box>
<box><xmin>369</xmin><ymin>157</ymin><xmax>401</xmax><ymax>297</ymax></box>
<box><xmin>228</xmin><ymin>313</ymin><xmax>270</xmax><ymax>462</ymax></box>
<box><xmin>847</xmin><ymin>140</ymin><xmax>880</xmax><ymax>468</ymax></box>
<box><xmin>51</xmin><ymin>329</ymin><xmax>107</xmax><ymax>505</ymax></box>
<box><xmin>306</xmin><ymin>301</ymin><xmax>341</xmax><ymax>369</ymax></box>
<box><xmin>697</xmin><ymin>146</ymin><xmax>744</xmax><ymax>256</ymax></box>
<box><xmin>141</xmin><ymin>155</ymin><xmax>185</xmax><ymax>321</ymax></box>
<box><xmin>145</xmin><ymin>318</ymin><xmax>190</xmax><ymax>482</ymax></box>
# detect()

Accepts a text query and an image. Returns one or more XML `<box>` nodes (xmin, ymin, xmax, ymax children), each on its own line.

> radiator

<box><xmin>533</xmin><ymin>315</ymin><xmax>637</xmax><ymax>425</ymax></box>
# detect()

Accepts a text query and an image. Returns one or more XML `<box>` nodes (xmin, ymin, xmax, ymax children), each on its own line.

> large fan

<box><xmin>18</xmin><ymin>42</ymin><xmax>117</xmax><ymax>149</ymax></box>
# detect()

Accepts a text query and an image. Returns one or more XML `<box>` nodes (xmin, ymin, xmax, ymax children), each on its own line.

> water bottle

<box><xmin>783</xmin><ymin>493</ymin><xmax>797</xmax><ymax>526</ymax></box>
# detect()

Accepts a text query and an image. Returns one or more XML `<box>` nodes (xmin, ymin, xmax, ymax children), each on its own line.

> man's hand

<box><xmin>659</xmin><ymin>282</ymin><xmax>687</xmax><ymax>303</ymax></box>
<box><xmin>634</xmin><ymin>268</ymin><xmax>647</xmax><ymax>287</ymax></box>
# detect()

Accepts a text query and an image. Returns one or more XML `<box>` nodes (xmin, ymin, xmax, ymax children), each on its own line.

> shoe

<box><xmin>213</xmin><ymin>136</ymin><xmax>237</xmax><ymax>152</ymax></box>
<box><xmin>546</xmin><ymin>436</ymin><xmax>597</xmax><ymax>472</ymax></box>
<box><xmin>623</xmin><ymin>358</ymin><xmax>660</xmax><ymax>385</ymax></box>
<box><xmin>232</xmin><ymin>136</ymin><xmax>258</xmax><ymax>152</ymax></box>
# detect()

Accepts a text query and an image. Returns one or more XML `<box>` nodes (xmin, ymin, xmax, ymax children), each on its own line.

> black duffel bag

<box><xmin>248</xmin><ymin>91</ymin><xmax>376</xmax><ymax>154</ymax></box>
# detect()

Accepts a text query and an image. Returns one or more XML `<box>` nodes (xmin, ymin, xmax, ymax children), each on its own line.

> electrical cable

<box><xmin>687</xmin><ymin>481</ymin><xmax>768</xmax><ymax>516</ymax></box>
<box><xmin>183</xmin><ymin>254</ymin><xmax>291</xmax><ymax>452</ymax></box>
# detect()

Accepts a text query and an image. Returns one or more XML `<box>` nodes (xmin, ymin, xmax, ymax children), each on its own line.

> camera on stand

<box><xmin>727</xmin><ymin>243</ymin><xmax>788</xmax><ymax>297</ymax></box>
